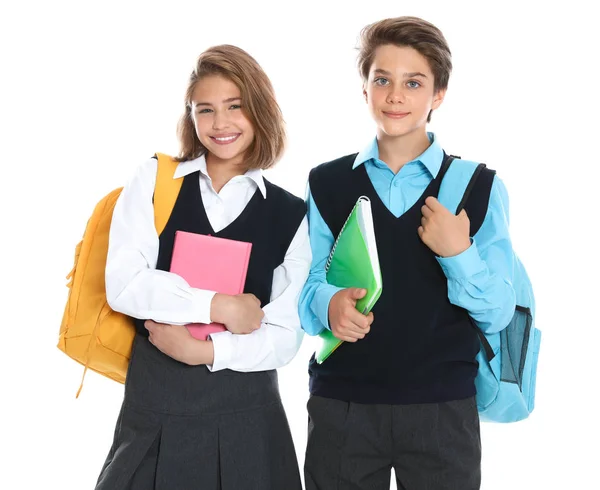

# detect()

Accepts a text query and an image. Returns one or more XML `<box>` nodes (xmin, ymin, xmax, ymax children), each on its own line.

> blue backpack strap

<box><xmin>438</xmin><ymin>153</ymin><xmax>495</xmax><ymax>361</ymax></box>
<box><xmin>438</xmin><ymin>153</ymin><xmax>487</xmax><ymax>216</ymax></box>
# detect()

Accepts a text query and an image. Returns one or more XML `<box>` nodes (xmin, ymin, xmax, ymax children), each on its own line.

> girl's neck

<box><xmin>205</xmin><ymin>153</ymin><xmax>250</xmax><ymax>193</ymax></box>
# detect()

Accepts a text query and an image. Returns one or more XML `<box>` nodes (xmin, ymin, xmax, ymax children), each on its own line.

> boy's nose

<box><xmin>386</xmin><ymin>90</ymin><xmax>406</xmax><ymax>104</ymax></box>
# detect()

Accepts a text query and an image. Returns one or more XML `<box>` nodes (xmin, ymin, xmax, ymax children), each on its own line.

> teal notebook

<box><xmin>316</xmin><ymin>196</ymin><xmax>383</xmax><ymax>363</ymax></box>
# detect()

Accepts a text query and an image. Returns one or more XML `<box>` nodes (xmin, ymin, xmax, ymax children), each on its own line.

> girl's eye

<box><xmin>229</xmin><ymin>104</ymin><xmax>242</xmax><ymax>110</ymax></box>
<box><xmin>374</xmin><ymin>77</ymin><xmax>389</xmax><ymax>86</ymax></box>
<box><xmin>197</xmin><ymin>108</ymin><xmax>213</xmax><ymax>114</ymax></box>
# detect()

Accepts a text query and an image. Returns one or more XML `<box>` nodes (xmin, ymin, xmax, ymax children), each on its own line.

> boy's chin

<box><xmin>378</xmin><ymin>125</ymin><xmax>418</xmax><ymax>139</ymax></box>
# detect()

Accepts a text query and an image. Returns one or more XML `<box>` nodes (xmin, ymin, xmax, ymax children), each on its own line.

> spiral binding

<box><xmin>325</xmin><ymin>196</ymin><xmax>370</xmax><ymax>272</ymax></box>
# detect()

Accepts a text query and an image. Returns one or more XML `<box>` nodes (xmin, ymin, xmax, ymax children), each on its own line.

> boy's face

<box><xmin>363</xmin><ymin>44</ymin><xmax>445</xmax><ymax>139</ymax></box>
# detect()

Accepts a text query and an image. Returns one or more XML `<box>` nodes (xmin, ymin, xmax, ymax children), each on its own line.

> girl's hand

<box><xmin>144</xmin><ymin>320</ymin><xmax>214</xmax><ymax>365</ymax></box>
<box><xmin>210</xmin><ymin>293</ymin><xmax>264</xmax><ymax>334</ymax></box>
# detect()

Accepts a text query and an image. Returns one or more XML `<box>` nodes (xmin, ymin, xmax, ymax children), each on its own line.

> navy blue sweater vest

<box><xmin>308</xmin><ymin>153</ymin><xmax>495</xmax><ymax>404</ymax></box>
<box><xmin>134</xmin><ymin>170</ymin><xmax>306</xmax><ymax>336</ymax></box>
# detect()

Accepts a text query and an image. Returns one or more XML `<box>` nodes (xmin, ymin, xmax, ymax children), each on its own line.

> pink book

<box><xmin>169</xmin><ymin>230</ymin><xmax>252</xmax><ymax>340</ymax></box>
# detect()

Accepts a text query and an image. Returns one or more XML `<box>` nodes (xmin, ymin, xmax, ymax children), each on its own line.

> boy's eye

<box><xmin>374</xmin><ymin>77</ymin><xmax>389</xmax><ymax>86</ymax></box>
<box><xmin>407</xmin><ymin>80</ymin><xmax>421</xmax><ymax>89</ymax></box>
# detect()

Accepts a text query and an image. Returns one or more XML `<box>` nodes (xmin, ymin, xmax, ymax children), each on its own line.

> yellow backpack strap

<box><xmin>153</xmin><ymin>153</ymin><xmax>184</xmax><ymax>234</ymax></box>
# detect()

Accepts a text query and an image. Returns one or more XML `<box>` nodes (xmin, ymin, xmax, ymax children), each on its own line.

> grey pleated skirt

<box><xmin>95</xmin><ymin>334</ymin><xmax>302</xmax><ymax>490</ymax></box>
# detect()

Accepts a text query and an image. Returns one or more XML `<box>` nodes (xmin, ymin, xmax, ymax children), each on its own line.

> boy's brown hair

<box><xmin>357</xmin><ymin>17</ymin><xmax>452</xmax><ymax>121</ymax></box>
<box><xmin>176</xmin><ymin>44</ymin><xmax>285</xmax><ymax>169</ymax></box>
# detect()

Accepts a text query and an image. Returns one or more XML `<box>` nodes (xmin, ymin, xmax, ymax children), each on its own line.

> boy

<box><xmin>299</xmin><ymin>16</ymin><xmax>516</xmax><ymax>490</ymax></box>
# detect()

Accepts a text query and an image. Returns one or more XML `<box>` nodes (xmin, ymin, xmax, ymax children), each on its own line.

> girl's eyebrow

<box><xmin>194</xmin><ymin>97</ymin><xmax>242</xmax><ymax>106</ymax></box>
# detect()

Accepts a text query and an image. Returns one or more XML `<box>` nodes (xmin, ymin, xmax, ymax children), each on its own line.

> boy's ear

<box><xmin>362</xmin><ymin>83</ymin><xmax>368</xmax><ymax>103</ymax></box>
<box><xmin>431</xmin><ymin>88</ymin><xmax>447</xmax><ymax>110</ymax></box>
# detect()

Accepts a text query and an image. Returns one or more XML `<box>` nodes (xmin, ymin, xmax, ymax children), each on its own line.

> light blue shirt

<box><xmin>299</xmin><ymin>133</ymin><xmax>516</xmax><ymax>336</ymax></box>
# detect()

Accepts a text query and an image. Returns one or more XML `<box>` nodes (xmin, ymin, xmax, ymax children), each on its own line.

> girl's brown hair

<box><xmin>176</xmin><ymin>45</ymin><xmax>285</xmax><ymax>169</ymax></box>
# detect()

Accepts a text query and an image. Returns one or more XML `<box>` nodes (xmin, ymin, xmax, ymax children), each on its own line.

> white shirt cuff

<box><xmin>192</xmin><ymin>289</ymin><xmax>217</xmax><ymax>324</ymax></box>
<box><xmin>206</xmin><ymin>330</ymin><xmax>234</xmax><ymax>371</ymax></box>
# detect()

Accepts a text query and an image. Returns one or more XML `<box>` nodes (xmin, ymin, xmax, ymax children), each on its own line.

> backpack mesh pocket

<box><xmin>500</xmin><ymin>306</ymin><xmax>532</xmax><ymax>388</ymax></box>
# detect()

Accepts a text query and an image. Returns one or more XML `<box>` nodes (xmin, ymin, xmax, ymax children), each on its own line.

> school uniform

<box><xmin>95</xmin><ymin>154</ymin><xmax>310</xmax><ymax>490</ymax></box>
<box><xmin>299</xmin><ymin>133</ymin><xmax>516</xmax><ymax>490</ymax></box>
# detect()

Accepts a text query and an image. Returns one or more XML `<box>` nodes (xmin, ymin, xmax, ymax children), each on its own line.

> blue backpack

<box><xmin>438</xmin><ymin>155</ymin><xmax>541</xmax><ymax>423</ymax></box>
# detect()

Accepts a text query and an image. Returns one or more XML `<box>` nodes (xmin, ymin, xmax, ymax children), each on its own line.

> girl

<box><xmin>95</xmin><ymin>45</ymin><xmax>310</xmax><ymax>490</ymax></box>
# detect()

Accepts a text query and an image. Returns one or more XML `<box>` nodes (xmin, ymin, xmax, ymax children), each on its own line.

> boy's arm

<box><xmin>436</xmin><ymin>175</ymin><xmax>516</xmax><ymax>334</ymax></box>
<box><xmin>298</xmin><ymin>187</ymin><xmax>344</xmax><ymax>336</ymax></box>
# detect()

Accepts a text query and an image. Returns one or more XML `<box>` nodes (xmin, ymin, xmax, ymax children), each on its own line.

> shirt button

<box><xmin>393</xmin><ymin>180</ymin><xmax>401</xmax><ymax>187</ymax></box>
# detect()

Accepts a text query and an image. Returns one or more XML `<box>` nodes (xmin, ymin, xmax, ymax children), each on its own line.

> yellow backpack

<box><xmin>58</xmin><ymin>153</ymin><xmax>183</xmax><ymax>397</ymax></box>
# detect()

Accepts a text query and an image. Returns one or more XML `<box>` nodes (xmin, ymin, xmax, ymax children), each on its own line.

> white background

<box><xmin>1</xmin><ymin>1</ymin><xmax>598</xmax><ymax>489</ymax></box>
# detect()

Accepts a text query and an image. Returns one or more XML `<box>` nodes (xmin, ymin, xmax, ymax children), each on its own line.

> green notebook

<box><xmin>316</xmin><ymin>196</ymin><xmax>383</xmax><ymax>363</ymax></box>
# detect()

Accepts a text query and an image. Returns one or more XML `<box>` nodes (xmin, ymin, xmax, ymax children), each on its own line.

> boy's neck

<box><xmin>377</xmin><ymin>130</ymin><xmax>432</xmax><ymax>174</ymax></box>
<box><xmin>206</xmin><ymin>153</ymin><xmax>250</xmax><ymax>194</ymax></box>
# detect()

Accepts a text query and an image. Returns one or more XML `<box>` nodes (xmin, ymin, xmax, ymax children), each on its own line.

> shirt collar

<box><xmin>172</xmin><ymin>153</ymin><xmax>267</xmax><ymax>198</ymax></box>
<box><xmin>352</xmin><ymin>132</ymin><xmax>445</xmax><ymax>177</ymax></box>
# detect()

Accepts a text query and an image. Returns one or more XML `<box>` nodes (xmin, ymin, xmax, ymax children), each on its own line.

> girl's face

<box><xmin>191</xmin><ymin>74</ymin><xmax>255</xmax><ymax>166</ymax></box>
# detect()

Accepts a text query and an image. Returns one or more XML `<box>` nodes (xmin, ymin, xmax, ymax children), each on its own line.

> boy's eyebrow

<box><xmin>373</xmin><ymin>69</ymin><xmax>428</xmax><ymax>78</ymax></box>
<box><xmin>194</xmin><ymin>97</ymin><xmax>242</xmax><ymax>106</ymax></box>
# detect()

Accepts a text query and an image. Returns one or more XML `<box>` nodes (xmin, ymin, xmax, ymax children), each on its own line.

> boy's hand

<box><xmin>418</xmin><ymin>197</ymin><xmax>471</xmax><ymax>257</ymax></box>
<box><xmin>210</xmin><ymin>293</ymin><xmax>264</xmax><ymax>334</ymax></box>
<box><xmin>328</xmin><ymin>288</ymin><xmax>374</xmax><ymax>342</ymax></box>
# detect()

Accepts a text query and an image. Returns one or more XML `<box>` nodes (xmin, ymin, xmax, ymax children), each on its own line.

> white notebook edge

<box><xmin>356</xmin><ymin>196</ymin><xmax>382</xmax><ymax>312</ymax></box>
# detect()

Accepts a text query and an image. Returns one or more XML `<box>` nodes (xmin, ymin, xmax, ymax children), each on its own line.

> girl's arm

<box><xmin>207</xmin><ymin>216</ymin><xmax>312</xmax><ymax>372</ymax></box>
<box><xmin>105</xmin><ymin>158</ymin><xmax>216</xmax><ymax>325</ymax></box>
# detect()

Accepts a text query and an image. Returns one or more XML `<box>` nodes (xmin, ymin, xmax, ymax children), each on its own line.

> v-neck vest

<box><xmin>133</xmin><ymin>170</ymin><xmax>306</xmax><ymax>336</ymax></box>
<box><xmin>308</xmin><ymin>153</ymin><xmax>494</xmax><ymax>405</ymax></box>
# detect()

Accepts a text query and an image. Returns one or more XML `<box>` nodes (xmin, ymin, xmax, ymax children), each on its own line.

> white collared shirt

<box><xmin>105</xmin><ymin>154</ymin><xmax>311</xmax><ymax>372</ymax></box>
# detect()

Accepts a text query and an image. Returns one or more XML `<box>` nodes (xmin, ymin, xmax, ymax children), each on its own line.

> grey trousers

<box><xmin>304</xmin><ymin>395</ymin><xmax>481</xmax><ymax>490</ymax></box>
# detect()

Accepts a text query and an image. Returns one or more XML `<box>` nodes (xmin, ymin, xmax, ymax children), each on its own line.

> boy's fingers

<box><xmin>425</xmin><ymin>196</ymin><xmax>441</xmax><ymax>208</ymax></box>
<box><xmin>337</xmin><ymin>330</ymin><xmax>363</xmax><ymax>341</ymax></box>
<box><xmin>425</xmin><ymin>196</ymin><xmax>449</xmax><ymax>213</ymax></box>
<box><xmin>346</xmin><ymin>323</ymin><xmax>368</xmax><ymax>335</ymax></box>
<box><xmin>348</xmin><ymin>288</ymin><xmax>367</xmax><ymax>300</ymax></box>
<box><xmin>424</xmin><ymin>196</ymin><xmax>438</xmax><ymax>209</ymax></box>
<box><xmin>347</xmin><ymin>329</ymin><xmax>366</xmax><ymax>339</ymax></box>
<box><xmin>346</xmin><ymin>309</ymin><xmax>371</xmax><ymax>330</ymax></box>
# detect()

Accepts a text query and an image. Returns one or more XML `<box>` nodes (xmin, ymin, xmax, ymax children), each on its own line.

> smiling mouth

<box><xmin>383</xmin><ymin>111</ymin><xmax>410</xmax><ymax>119</ymax></box>
<box><xmin>210</xmin><ymin>134</ymin><xmax>241</xmax><ymax>145</ymax></box>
